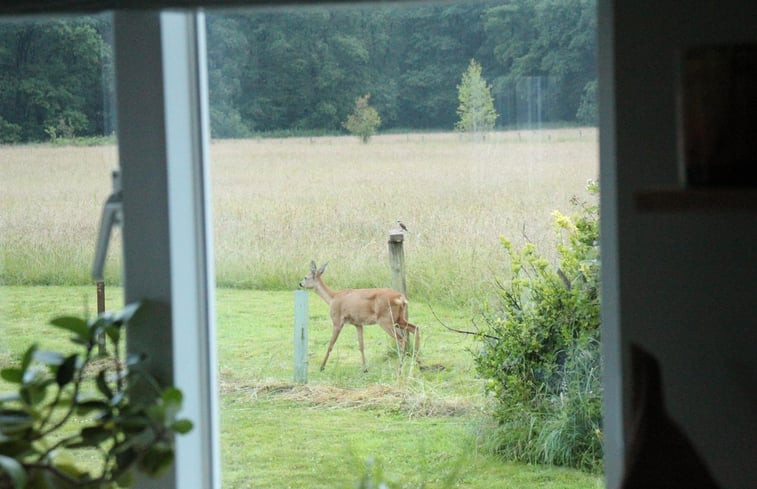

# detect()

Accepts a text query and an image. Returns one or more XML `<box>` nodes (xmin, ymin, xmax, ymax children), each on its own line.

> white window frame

<box><xmin>0</xmin><ymin>4</ymin><xmax>621</xmax><ymax>489</ymax></box>
<box><xmin>113</xmin><ymin>10</ymin><xmax>220</xmax><ymax>489</ymax></box>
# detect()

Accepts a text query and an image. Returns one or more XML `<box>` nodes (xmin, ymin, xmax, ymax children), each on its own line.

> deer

<box><xmin>298</xmin><ymin>261</ymin><xmax>420</xmax><ymax>372</ymax></box>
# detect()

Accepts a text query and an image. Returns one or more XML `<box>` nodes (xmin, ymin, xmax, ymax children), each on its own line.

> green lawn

<box><xmin>0</xmin><ymin>285</ymin><xmax>603</xmax><ymax>488</ymax></box>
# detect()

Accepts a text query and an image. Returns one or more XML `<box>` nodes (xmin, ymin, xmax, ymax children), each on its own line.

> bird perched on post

<box><xmin>397</xmin><ymin>220</ymin><xmax>408</xmax><ymax>233</ymax></box>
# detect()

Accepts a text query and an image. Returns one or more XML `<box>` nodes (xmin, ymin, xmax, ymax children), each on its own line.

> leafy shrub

<box><xmin>473</xmin><ymin>180</ymin><xmax>601</xmax><ymax>472</ymax></box>
<box><xmin>210</xmin><ymin>106</ymin><xmax>251</xmax><ymax>139</ymax></box>
<box><xmin>0</xmin><ymin>303</ymin><xmax>192</xmax><ymax>488</ymax></box>
<box><xmin>0</xmin><ymin>117</ymin><xmax>22</xmax><ymax>144</ymax></box>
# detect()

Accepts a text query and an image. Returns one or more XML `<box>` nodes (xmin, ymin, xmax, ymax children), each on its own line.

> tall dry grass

<box><xmin>0</xmin><ymin>144</ymin><xmax>119</xmax><ymax>285</ymax></box>
<box><xmin>0</xmin><ymin>129</ymin><xmax>597</xmax><ymax>304</ymax></box>
<box><xmin>211</xmin><ymin>129</ymin><xmax>597</xmax><ymax>304</ymax></box>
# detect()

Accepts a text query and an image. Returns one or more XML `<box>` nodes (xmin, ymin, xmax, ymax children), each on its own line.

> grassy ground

<box><xmin>0</xmin><ymin>130</ymin><xmax>598</xmax><ymax>305</ymax></box>
<box><xmin>0</xmin><ymin>286</ymin><xmax>602</xmax><ymax>488</ymax></box>
<box><xmin>0</xmin><ymin>130</ymin><xmax>601</xmax><ymax>486</ymax></box>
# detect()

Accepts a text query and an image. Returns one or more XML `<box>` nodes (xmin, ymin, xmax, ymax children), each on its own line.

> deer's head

<box><xmin>299</xmin><ymin>261</ymin><xmax>328</xmax><ymax>289</ymax></box>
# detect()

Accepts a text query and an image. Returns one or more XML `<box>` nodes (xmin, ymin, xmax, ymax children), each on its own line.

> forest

<box><xmin>0</xmin><ymin>0</ymin><xmax>596</xmax><ymax>143</ymax></box>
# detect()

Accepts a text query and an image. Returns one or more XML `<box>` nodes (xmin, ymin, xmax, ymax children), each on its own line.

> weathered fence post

<box><xmin>294</xmin><ymin>290</ymin><xmax>309</xmax><ymax>384</ymax></box>
<box><xmin>96</xmin><ymin>281</ymin><xmax>106</xmax><ymax>354</ymax></box>
<box><xmin>388</xmin><ymin>228</ymin><xmax>407</xmax><ymax>298</ymax></box>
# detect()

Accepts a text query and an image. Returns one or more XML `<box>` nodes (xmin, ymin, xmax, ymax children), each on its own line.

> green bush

<box><xmin>473</xmin><ymin>180</ymin><xmax>601</xmax><ymax>472</ymax></box>
<box><xmin>0</xmin><ymin>117</ymin><xmax>22</xmax><ymax>144</ymax></box>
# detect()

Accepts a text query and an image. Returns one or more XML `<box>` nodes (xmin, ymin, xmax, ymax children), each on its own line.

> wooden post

<box><xmin>388</xmin><ymin>229</ymin><xmax>407</xmax><ymax>297</ymax></box>
<box><xmin>96</xmin><ymin>281</ymin><xmax>106</xmax><ymax>354</ymax></box>
<box><xmin>294</xmin><ymin>290</ymin><xmax>309</xmax><ymax>384</ymax></box>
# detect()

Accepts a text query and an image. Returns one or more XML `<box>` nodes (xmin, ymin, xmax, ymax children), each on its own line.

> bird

<box><xmin>396</xmin><ymin>219</ymin><xmax>408</xmax><ymax>232</ymax></box>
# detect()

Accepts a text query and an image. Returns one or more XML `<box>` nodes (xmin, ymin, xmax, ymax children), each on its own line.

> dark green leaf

<box><xmin>115</xmin><ymin>470</ymin><xmax>134</xmax><ymax>488</ymax></box>
<box><xmin>130</xmin><ymin>427</ymin><xmax>156</xmax><ymax>450</ymax></box>
<box><xmin>77</xmin><ymin>426</ymin><xmax>111</xmax><ymax>447</ymax></box>
<box><xmin>20</xmin><ymin>382</ymin><xmax>48</xmax><ymax>407</ymax></box>
<box><xmin>55</xmin><ymin>354</ymin><xmax>78</xmax><ymax>387</ymax></box>
<box><xmin>118</xmin><ymin>415</ymin><xmax>149</xmax><ymax>433</ymax></box>
<box><xmin>171</xmin><ymin>419</ymin><xmax>193</xmax><ymax>435</ymax></box>
<box><xmin>49</xmin><ymin>316</ymin><xmax>90</xmax><ymax>342</ymax></box>
<box><xmin>0</xmin><ymin>410</ymin><xmax>33</xmax><ymax>434</ymax></box>
<box><xmin>114</xmin><ymin>446</ymin><xmax>137</xmax><ymax>472</ymax></box>
<box><xmin>161</xmin><ymin>387</ymin><xmax>183</xmax><ymax>406</ymax></box>
<box><xmin>0</xmin><ymin>369</ymin><xmax>22</xmax><ymax>384</ymax></box>
<box><xmin>95</xmin><ymin>370</ymin><xmax>112</xmax><ymax>399</ymax></box>
<box><xmin>138</xmin><ymin>443</ymin><xmax>174</xmax><ymax>476</ymax></box>
<box><xmin>74</xmin><ymin>399</ymin><xmax>109</xmax><ymax>415</ymax></box>
<box><xmin>161</xmin><ymin>387</ymin><xmax>183</xmax><ymax>422</ymax></box>
<box><xmin>0</xmin><ymin>440</ymin><xmax>33</xmax><ymax>458</ymax></box>
<box><xmin>0</xmin><ymin>454</ymin><xmax>27</xmax><ymax>489</ymax></box>
<box><xmin>146</xmin><ymin>404</ymin><xmax>165</xmax><ymax>424</ymax></box>
<box><xmin>105</xmin><ymin>324</ymin><xmax>121</xmax><ymax>344</ymax></box>
<box><xmin>20</xmin><ymin>344</ymin><xmax>37</xmax><ymax>375</ymax></box>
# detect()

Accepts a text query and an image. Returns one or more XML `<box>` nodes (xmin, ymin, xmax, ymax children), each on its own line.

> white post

<box><xmin>294</xmin><ymin>290</ymin><xmax>309</xmax><ymax>383</ymax></box>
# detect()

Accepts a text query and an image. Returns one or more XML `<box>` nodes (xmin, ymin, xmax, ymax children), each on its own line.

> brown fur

<box><xmin>299</xmin><ymin>261</ymin><xmax>420</xmax><ymax>371</ymax></box>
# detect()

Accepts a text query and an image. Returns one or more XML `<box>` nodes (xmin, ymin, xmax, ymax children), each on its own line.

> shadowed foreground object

<box><xmin>621</xmin><ymin>345</ymin><xmax>721</xmax><ymax>489</ymax></box>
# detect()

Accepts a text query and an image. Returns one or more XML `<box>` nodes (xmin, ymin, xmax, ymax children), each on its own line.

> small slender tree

<box><xmin>343</xmin><ymin>94</ymin><xmax>381</xmax><ymax>143</ymax></box>
<box><xmin>455</xmin><ymin>59</ymin><xmax>498</xmax><ymax>136</ymax></box>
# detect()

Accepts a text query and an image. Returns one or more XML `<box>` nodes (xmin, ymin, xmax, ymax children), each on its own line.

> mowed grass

<box><xmin>1</xmin><ymin>129</ymin><xmax>598</xmax><ymax>305</ymax></box>
<box><xmin>1</xmin><ymin>286</ymin><xmax>602</xmax><ymax>488</ymax></box>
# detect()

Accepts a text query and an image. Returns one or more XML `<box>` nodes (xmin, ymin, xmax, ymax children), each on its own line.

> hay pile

<box><xmin>220</xmin><ymin>379</ymin><xmax>476</xmax><ymax>418</ymax></box>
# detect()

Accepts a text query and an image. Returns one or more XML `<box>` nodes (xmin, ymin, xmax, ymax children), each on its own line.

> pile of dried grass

<box><xmin>220</xmin><ymin>379</ymin><xmax>475</xmax><ymax>418</ymax></box>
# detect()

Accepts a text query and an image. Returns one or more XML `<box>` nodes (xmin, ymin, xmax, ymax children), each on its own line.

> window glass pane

<box><xmin>206</xmin><ymin>2</ymin><xmax>600</xmax><ymax>487</ymax></box>
<box><xmin>0</xmin><ymin>14</ymin><xmax>122</xmax><ymax>379</ymax></box>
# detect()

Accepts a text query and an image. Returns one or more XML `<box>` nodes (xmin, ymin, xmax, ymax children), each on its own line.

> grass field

<box><xmin>0</xmin><ymin>130</ymin><xmax>600</xmax><ymax>487</ymax></box>
<box><xmin>0</xmin><ymin>286</ymin><xmax>602</xmax><ymax>488</ymax></box>
<box><xmin>1</xmin><ymin>129</ymin><xmax>598</xmax><ymax>305</ymax></box>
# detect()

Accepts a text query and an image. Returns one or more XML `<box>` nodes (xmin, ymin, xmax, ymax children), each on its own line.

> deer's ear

<box><xmin>310</xmin><ymin>261</ymin><xmax>317</xmax><ymax>273</ymax></box>
<box><xmin>317</xmin><ymin>263</ymin><xmax>328</xmax><ymax>276</ymax></box>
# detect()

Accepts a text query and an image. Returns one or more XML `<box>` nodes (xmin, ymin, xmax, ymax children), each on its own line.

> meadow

<box><xmin>1</xmin><ymin>129</ymin><xmax>598</xmax><ymax>304</ymax></box>
<box><xmin>0</xmin><ymin>130</ymin><xmax>600</xmax><ymax>487</ymax></box>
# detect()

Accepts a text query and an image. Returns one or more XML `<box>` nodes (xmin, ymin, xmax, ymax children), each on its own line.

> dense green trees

<box><xmin>0</xmin><ymin>17</ymin><xmax>112</xmax><ymax>143</ymax></box>
<box><xmin>0</xmin><ymin>1</ymin><xmax>596</xmax><ymax>142</ymax></box>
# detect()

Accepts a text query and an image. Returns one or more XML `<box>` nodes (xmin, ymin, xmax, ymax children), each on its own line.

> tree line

<box><xmin>0</xmin><ymin>0</ymin><xmax>596</xmax><ymax>143</ymax></box>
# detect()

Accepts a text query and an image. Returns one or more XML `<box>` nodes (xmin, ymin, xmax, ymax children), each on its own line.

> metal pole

<box><xmin>96</xmin><ymin>281</ymin><xmax>106</xmax><ymax>354</ymax></box>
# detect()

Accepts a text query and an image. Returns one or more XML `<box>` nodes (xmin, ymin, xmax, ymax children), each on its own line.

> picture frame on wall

<box><xmin>678</xmin><ymin>44</ymin><xmax>757</xmax><ymax>187</ymax></box>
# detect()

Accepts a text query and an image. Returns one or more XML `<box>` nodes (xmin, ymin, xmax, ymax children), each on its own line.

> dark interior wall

<box><xmin>603</xmin><ymin>1</ymin><xmax>757</xmax><ymax>487</ymax></box>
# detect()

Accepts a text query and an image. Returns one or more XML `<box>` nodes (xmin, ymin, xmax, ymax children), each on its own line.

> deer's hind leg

<box><xmin>378</xmin><ymin>319</ymin><xmax>407</xmax><ymax>356</ymax></box>
<box><xmin>404</xmin><ymin>322</ymin><xmax>420</xmax><ymax>355</ymax></box>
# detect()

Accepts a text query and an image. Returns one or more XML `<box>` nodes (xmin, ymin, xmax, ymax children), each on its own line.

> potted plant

<box><xmin>0</xmin><ymin>303</ymin><xmax>192</xmax><ymax>489</ymax></box>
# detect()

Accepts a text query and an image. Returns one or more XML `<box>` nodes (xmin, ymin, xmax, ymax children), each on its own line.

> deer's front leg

<box><xmin>321</xmin><ymin>322</ymin><xmax>344</xmax><ymax>371</ymax></box>
<box><xmin>355</xmin><ymin>325</ymin><xmax>368</xmax><ymax>372</ymax></box>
